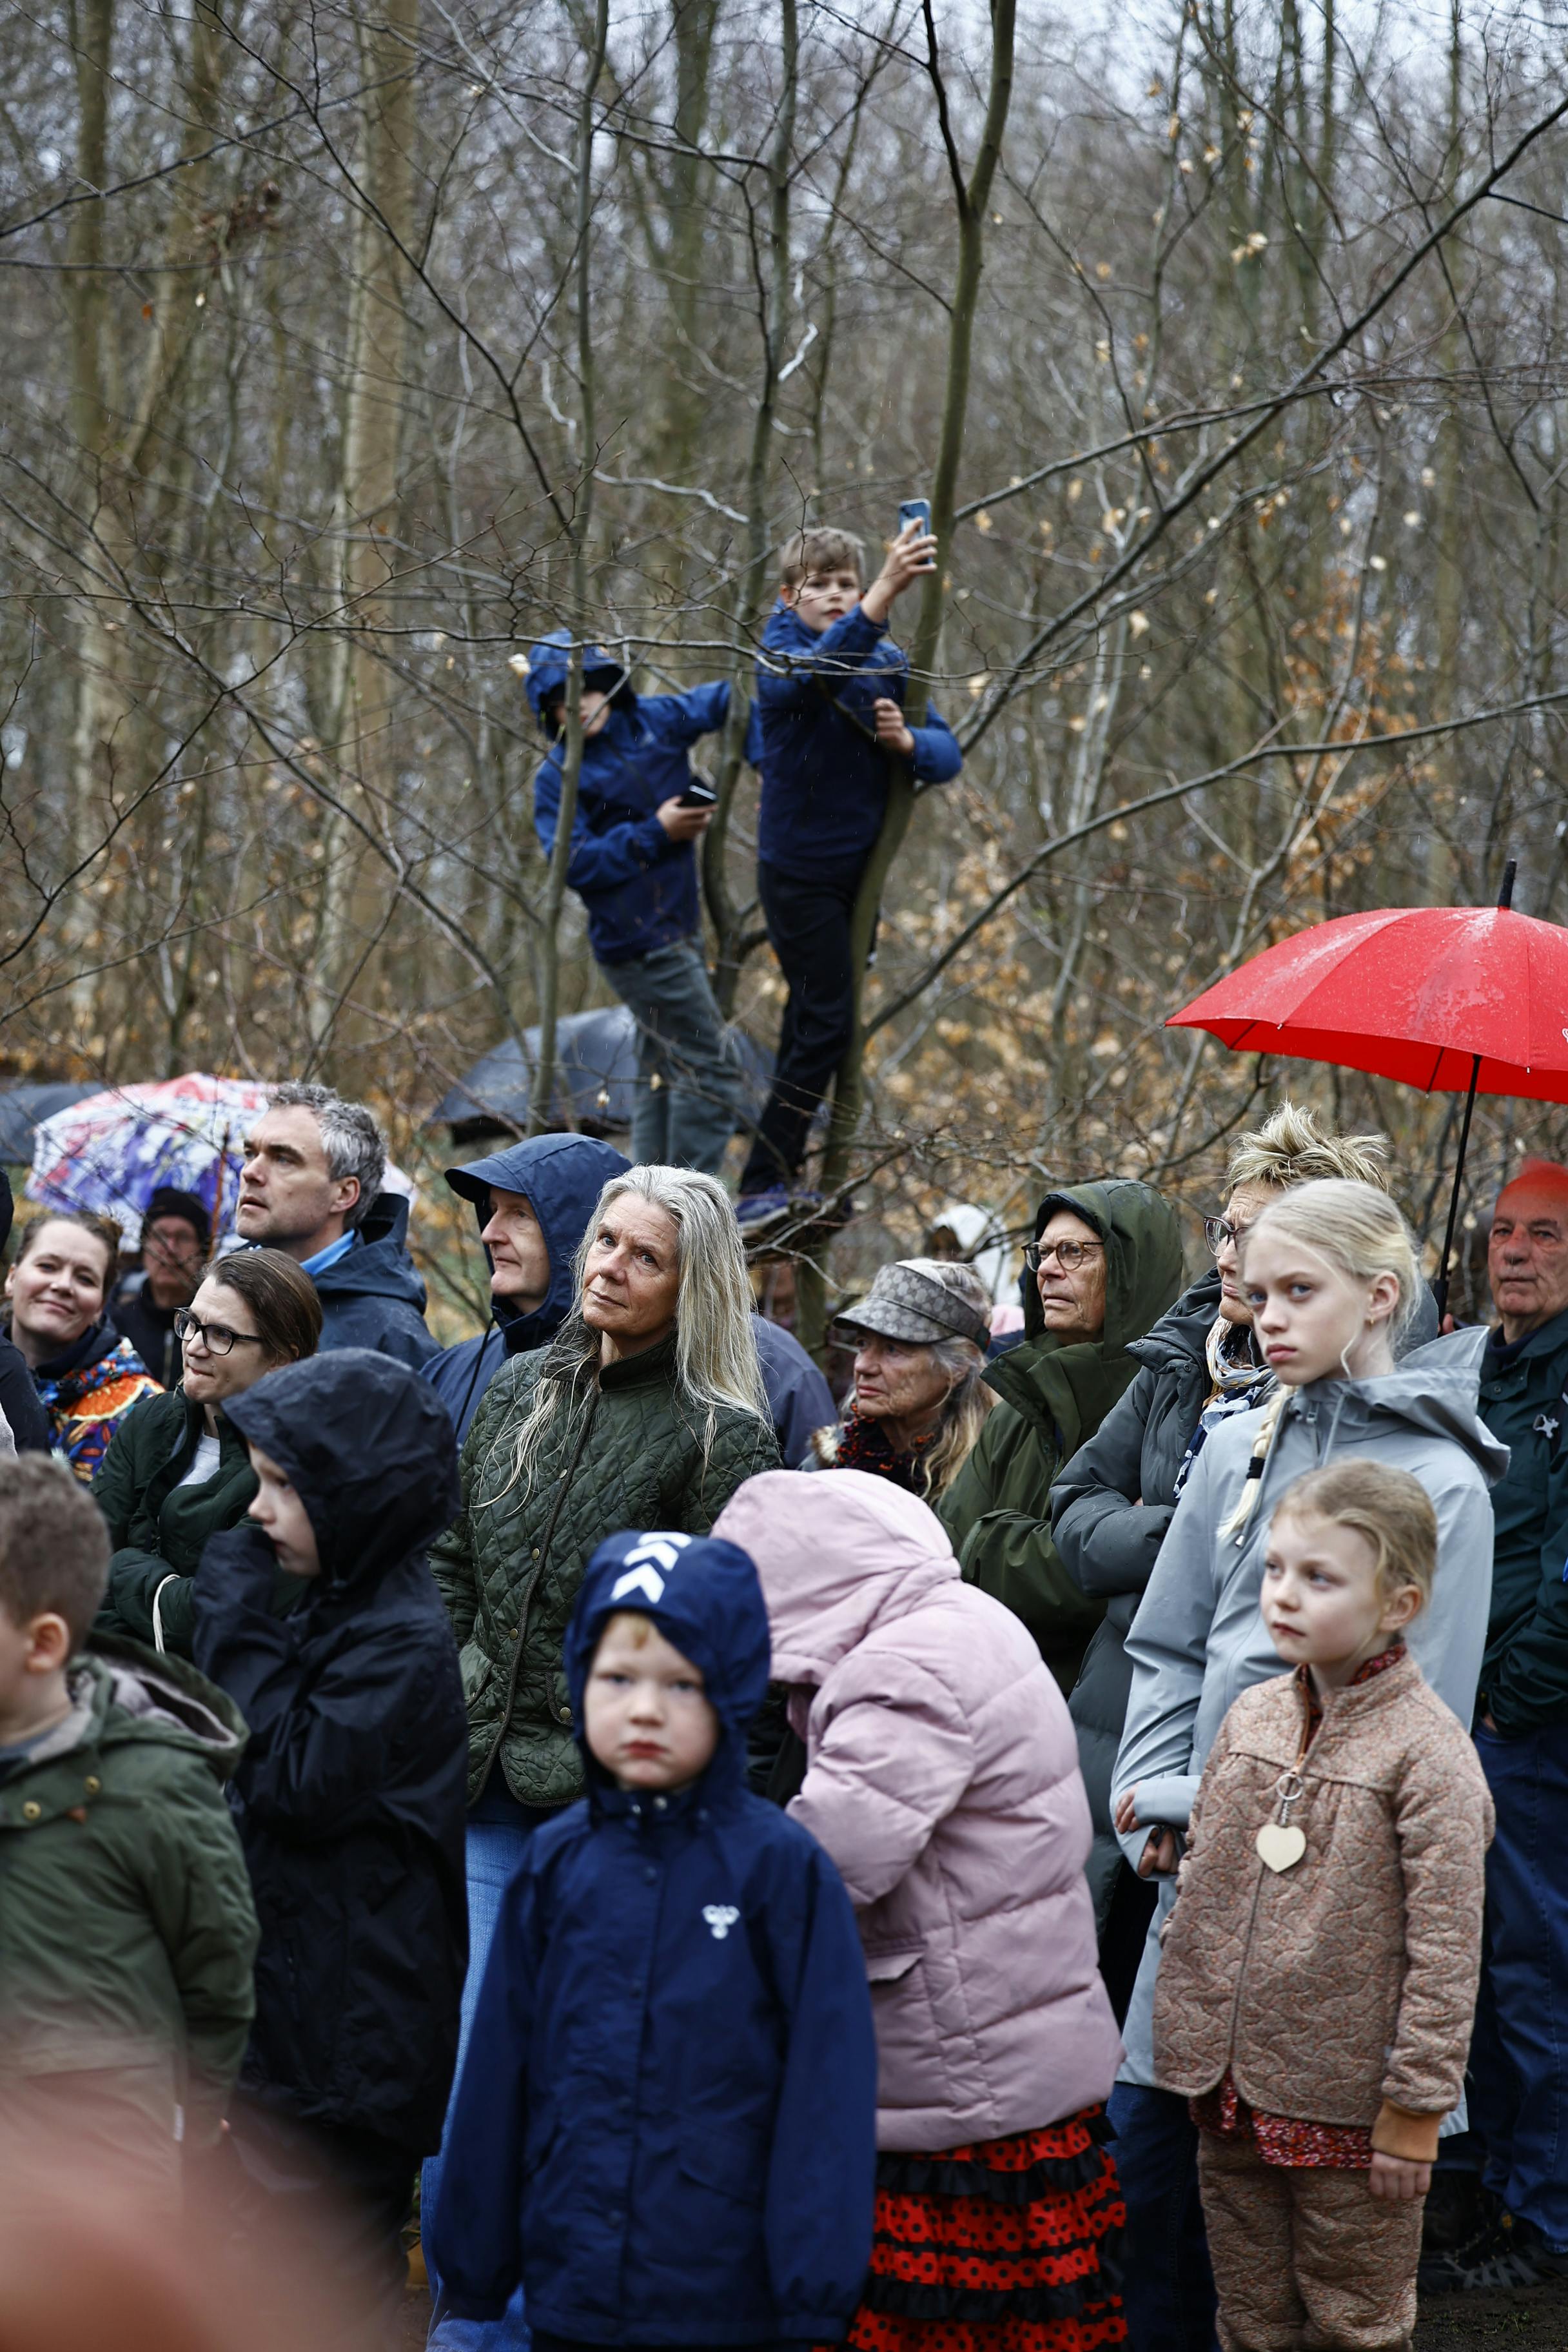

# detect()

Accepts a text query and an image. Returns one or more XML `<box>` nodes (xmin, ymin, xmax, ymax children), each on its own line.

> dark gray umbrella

<box><xmin>431</xmin><ymin>1006</ymin><xmax>780</xmax><ymax>1138</ymax></box>
<box><xmin>0</xmin><ymin>1081</ymin><xmax>96</xmax><ymax>1167</ymax></box>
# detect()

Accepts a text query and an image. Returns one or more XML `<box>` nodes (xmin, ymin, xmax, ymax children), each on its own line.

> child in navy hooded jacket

<box><xmin>426</xmin><ymin>1527</ymin><xmax>877</xmax><ymax>2347</ymax></box>
<box><xmin>737</xmin><ymin>524</ymin><xmax>962</xmax><ymax>1211</ymax></box>
<box><xmin>527</xmin><ymin>633</ymin><xmax>739</xmax><ymax>1177</ymax></box>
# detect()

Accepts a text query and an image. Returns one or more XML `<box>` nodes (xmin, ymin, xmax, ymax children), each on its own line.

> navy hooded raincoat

<box><xmin>191</xmin><ymin>1350</ymin><xmax>469</xmax><ymax>2153</ymax></box>
<box><xmin>527</xmin><ymin>634</ymin><xmax>730</xmax><ymax>966</ymax></box>
<box><xmin>427</xmin><ymin>1527</ymin><xmax>877</xmax><ymax>2342</ymax></box>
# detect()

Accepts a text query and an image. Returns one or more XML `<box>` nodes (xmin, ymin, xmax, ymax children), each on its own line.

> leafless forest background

<box><xmin>6</xmin><ymin>0</ymin><xmax>1568</xmax><ymax>1335</ymax></box>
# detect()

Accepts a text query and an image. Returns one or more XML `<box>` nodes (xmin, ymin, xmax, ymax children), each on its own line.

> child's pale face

<box><xmin>1242</xmin><ymin>1227</ymin><xmax>1398</xmax><ymax>1385</ymax></box>
<box><xmin>584</xmin><ymin>1612</ymin><xmax>720</xmax><ymax>1792</ymax></box>
<box><xmin>781</xmin><ymin>566</ymin><xmax>862</xmax><ymax>632</ymax></box>
<box><xmin>246</xmin><ymin>1445</ymin><xmax>322</xmax><ymax>1577</ymax></box>
<box><xmin>547</xmin><ymin>688</ymin><xmax>612</xmax><ymax>738</ymax></box>
<box><xmin>1262</xmin><ymin>1509</ymin><xmax>1418</xmax><ymax>1683</ymax></box>
<box><xmin>0</xmin><ymin>1601</ymin><xmax>72</xmax><ymax>1745</ymax></box>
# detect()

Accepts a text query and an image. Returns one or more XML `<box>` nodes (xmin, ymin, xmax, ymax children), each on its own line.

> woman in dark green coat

<box><xmin>937</xmin><ymin>1178</ymin><xmax>1184</xmax><ymax>1693</ymax></box>
<box><xmin>94</xmin><ymin>1248</ymin><xmax>321</xmax><ymax>1654</ymax></box>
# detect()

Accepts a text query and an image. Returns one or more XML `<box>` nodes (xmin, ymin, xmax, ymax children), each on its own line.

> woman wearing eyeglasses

<box><xmin>937</xmin><ymin>1179</ymin><xmax>1184</xmax><ymax>1696</ymax></box>
<box><xmin>94</xmin><ymin>1249</ymin><xmax>321</xmax><ymax>1656</ymax></box>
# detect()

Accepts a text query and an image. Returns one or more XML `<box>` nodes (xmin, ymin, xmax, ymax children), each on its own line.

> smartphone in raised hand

<box><xmin>897</xmin><ymin>497</ymin><xmax>933</xmax><ymax>542</ymax></box>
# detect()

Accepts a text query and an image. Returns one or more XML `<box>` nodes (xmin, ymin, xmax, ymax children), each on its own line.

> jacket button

<box><xmin>558</xmin><ymin>1705</ymin><xmax>571</xmax><ymax>1723</ymax></box>
<box><xmin>510</xmin><ymin>1629</ymin><xmax>520</xmax><ymax>1643</ymax></box>
<box><xmin>84</xmin><ymin>1776</ymin><xmax>101</xmax><ymax>1795</ymax></box>
<box><xmin>645</xmin><ymin>1865</ymin><xmax>657</xmax><ymax>1883</ymax></box>
<box><xmin>21</xmin><ymin>1802</ymin><xmax>41</xmax><ymax>1821</ymax></box>
<box><xmin>531</xmin><ymin>1547</ymin><xmax>541</xmax><ymax>1560</ymax></box>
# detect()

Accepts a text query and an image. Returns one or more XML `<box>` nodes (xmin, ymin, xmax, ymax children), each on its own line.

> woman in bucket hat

<box><xmin>808</xmin><ymin>1259</ymin><xmax>994</xmax><ymax>1502</ymax></box>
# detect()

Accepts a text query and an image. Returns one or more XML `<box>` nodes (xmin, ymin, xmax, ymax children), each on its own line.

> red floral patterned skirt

<box><xmin>842</xmin><ymin>2106</ymin><xmax>1126</xmax><ymax>2352</ymax></box>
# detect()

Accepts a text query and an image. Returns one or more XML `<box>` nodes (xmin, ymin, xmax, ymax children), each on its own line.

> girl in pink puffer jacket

<box><xmin>714</xmin><ymin>1467</ymin><xmax>1126</xmax><ymax>2352</ymax></box>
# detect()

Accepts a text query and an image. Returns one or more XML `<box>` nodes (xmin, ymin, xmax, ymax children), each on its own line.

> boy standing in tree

<box><xmin>737</xmin><ymin>522</ymin><xmax>961</xmax><ymax>1228</ymax></box>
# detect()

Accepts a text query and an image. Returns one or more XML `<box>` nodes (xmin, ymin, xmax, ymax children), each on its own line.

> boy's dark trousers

<box><xmin>740</xmin><ymin>861</ymin><xmax>867</xmax><ymax>1192</ymax></box>
<box><xmin>225</xmin><ymin>2092</ymin><xmax>415</xmax><ymax>2346</ymax></box>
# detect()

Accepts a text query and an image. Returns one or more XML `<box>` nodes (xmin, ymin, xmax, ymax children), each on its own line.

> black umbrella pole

<box><xmin>1433</xmin><ymin>1052</ymin><xmax>1482</xmax><ymax>1322</ymax></box>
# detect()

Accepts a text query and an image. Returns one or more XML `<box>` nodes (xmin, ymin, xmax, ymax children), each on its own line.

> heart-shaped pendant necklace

<box><xmin>1257</xmin><ymin>1767</ymin><xmax>1306</xmax><ymax>1874</ymax></box>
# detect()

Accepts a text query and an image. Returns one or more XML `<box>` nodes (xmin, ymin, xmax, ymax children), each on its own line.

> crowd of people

<box><xmin>2</xmin><ymin>521</ymin><xmax>1568</xmax><ymax>2352</ymax></box>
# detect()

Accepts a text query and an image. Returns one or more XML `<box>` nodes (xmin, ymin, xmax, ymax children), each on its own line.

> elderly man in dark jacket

<box><xmin>192</xmin><ymin>1351</ymin><xmax>467</xmax><ymax>2338</ymax></box>
<box><xmin>1440</xmin><ymin>1158</ymin><xmax>1568</xmax><ymax>2290</ymax></box>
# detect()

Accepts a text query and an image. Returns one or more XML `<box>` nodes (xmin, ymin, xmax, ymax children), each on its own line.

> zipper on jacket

<box><xmin>472</xmin><ymin>1387</ymin><xmax>600</xmax><ymax>1801</ymax></box>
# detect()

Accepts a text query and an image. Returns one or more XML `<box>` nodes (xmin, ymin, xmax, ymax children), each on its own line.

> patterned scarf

<box><xmin>1171</xmin><ymin>1313</ymin><xmax>1276</xmax><ymax>1501</ymax></box>
<box><xmin>830</xmin><ymin>1411</ymin><xmax>937</xmax><ymax>1496</ymax></box>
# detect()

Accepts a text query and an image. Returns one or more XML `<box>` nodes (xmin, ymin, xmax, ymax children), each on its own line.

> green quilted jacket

<box><xmin>431</xmin><ymin>1333</ymin><xmax>779</xmax><ymax>1808</ymax></box>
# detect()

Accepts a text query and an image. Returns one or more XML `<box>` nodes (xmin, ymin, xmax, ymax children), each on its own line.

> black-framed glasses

<box><xmin>174</xmin><ymin>1309</ymin><xmax>264</xmax><ymax>1358</ymax></box>
<box><xmin>1024</xmin><ymin>1239</ymin><xmax>1103</xmax><ymax>1273</ymax></box>
<box><xmin>1202</xmin><ymin>1215</ymin><xmax>1255</xmax><ymax>1256</ymax></box>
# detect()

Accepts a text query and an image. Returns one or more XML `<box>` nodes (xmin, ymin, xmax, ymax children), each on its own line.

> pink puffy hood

<box><xmin>716</xmin><ymin>1470</ymin><xmax>1122</xmax><ymax>2148</ymax></box>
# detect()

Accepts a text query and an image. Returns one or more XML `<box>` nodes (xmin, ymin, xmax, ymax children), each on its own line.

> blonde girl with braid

<box><xmin>1102</xmin><ymin>1179</ymin><xmax>1504</xmax><ymax>2324</ymax></box>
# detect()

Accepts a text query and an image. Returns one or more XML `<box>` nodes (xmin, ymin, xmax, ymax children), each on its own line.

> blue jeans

<box><xmin>1471</xmin><ymin>1721</ymin><xmax>1568</xmax><ymax>2251</ymax></box>
<box><xmin>423</xmin><ymin>1812</ymin><xmax>544</xmax><ymax>2348</ymax></box>
<box><xmin>602</xmin><ymin>937</ymin><xmax>739</xmax><ymax>1177</ymax></box>
<box><xmin>1106</xmin><ymin>2082</ymin><xmax>1218</xmax><ymax>2352</ymax></box>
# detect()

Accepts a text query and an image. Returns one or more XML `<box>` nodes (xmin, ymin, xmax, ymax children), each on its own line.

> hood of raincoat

<box><xmin>225</xmin><ymin>1348</ymin><xmax>461</xmax><ymax>1593</ymax></box>
<box><xmin>445</xmin><ymin>1134</ymin><xmax>630</xmax><ymax>1353</ymax></box>
<box><xmin>524</xmin><ymin>632</ymin><xmax>635</xmax><ymax>735</ymax></box>
<box><xmin>1023</xmin><ymin>1177</ymin><xmax>1185</xmax><ymax>1348</ymax></box>
<box><xmin>565</xmin><ymin>1528</ymin><xmax>772</xmax><ymax>1799</ymax></box>
<box><xmin>308</xmin><ymin>1191</ymin><xmax>428</xmax><ymax>1309</ymax></box>
<box><xmin>715</xmin><ymin>1468</ymin><xmax>959</xmax><ymax>1688</ymax></box>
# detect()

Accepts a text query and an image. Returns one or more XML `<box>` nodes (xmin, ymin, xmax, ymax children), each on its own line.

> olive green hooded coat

<box><xmin>431</xmin><ymin>1332</ymin><xmax>779</xmax><ymax>1809</ymax></box>
<box><xmin>939</xmin><ymin>1180</ymin><xmax>1184</xmax><ymax>1690</ymax></box>
<box><xmin>0</xmin><ymin>1637</ymin><xmax>257</xmax><ymax>2171</ymax></box>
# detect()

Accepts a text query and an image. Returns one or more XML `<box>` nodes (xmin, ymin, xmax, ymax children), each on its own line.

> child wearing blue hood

<box><xmin>736</xmin><ymin>523</ymin><xmax>961</xmax><ymax>1226</ymax></box>
<box><xmin>528</xmin><ymin>636</ymin><xmax>739</xmax><ymax>1178</ymax></box>
<box><xmin>427</xmin><ymin>1527</ymin><xmax>877</xmax><ymax>2348</ymax></box>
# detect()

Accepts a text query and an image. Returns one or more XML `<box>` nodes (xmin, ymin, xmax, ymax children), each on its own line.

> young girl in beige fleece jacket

<box><xmin>1153</xmin><ymin>1460</ymin><xmax>1494</xmax><ymax>2352</ymax></box>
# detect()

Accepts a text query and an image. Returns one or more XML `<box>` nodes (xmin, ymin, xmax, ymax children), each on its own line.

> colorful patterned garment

<box><xmin>30</xmin><ymin>1327</ymin><xmax>161</xmax><ymax>1483</ymax></box>
<box><xmin>1170</xmin><ymin>1313</ymin><xmax>1275</xmax><ymax>1500</ymax></box>
<box><xmin>841</xmin><ymin>2108</ymin><xmax>1126</xmax><ymax>2352</ymax></box>
<box><xmin>817</xmin><ymin>1410</ymin><xmax>939</xmax><ymax>1495</ymax></box>
<box><xmin>1190</xmin><ymin>1644</ymin><xmax>1409</xmax><ymax>2170</ymax></box>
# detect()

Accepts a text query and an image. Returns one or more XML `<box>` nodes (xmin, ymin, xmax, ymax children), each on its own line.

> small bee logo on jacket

<box><xmin>702</xmin><ymin>1905</ymin><xmax>741</xmax><ymax>1941</ymax></box>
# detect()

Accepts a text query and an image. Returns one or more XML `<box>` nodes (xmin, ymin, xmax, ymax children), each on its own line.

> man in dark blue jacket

<box><xmin>235</xmin><ymin>1082</ymin><xmax>433</xmax><ymax>1367</ymax></box>
<box><xmin>737</xmin><ymin>523</ymin><xmax>962</xmax><ymax>1228</ymax></box>
<box><xmin>426</xmin><ymin>1526</ymin><xmax>876</xmax><ymax>2346</ymax></box>
<box><xmin>529</xmin><ymin>636</ymin><xmax>740</xmax><ymax>1177</ymax></box>
<box><xmin>424</xmin><ymin>1135</ymin><xmax>836</xmax><ymax>1462</ymax></box>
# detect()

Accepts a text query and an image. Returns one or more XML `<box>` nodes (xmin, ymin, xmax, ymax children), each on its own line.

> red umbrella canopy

<box><xmin>1167</xmin><ymin>903</ymin><xmax>1568</xmax><ymax>1103</ymax></box>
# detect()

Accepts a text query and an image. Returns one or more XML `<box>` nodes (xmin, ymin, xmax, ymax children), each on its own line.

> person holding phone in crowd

<box><xmin>527</xmin><ymin>635</ymin><xmax>740</xmax><ymax>1178</ymax></box>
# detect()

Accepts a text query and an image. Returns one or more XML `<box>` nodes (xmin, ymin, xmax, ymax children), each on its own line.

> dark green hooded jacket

<box><xmin>92</xmin><ymin>1388</ymin><xmax>300</xmax><ymax>1658</ymax></box>
<box><xmin>431</xmin><ymin>1331</ymin><xmax>779</xmax><ymax>1809</ymax></box>
<box><xmin>938</xmin><ymin>1179</ymin><xmax>1184</xmax><ymax>1691</ymax></box>
<box><xmin>0</xmin><ymin>1638</ymin><xmax>257</xmax><ymax>2159</ymax></box>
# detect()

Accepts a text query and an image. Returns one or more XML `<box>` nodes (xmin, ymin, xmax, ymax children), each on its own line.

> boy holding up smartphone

<box><xmin>737</xmin><ymin>520</ymin><xmax>962</xmax><ymax>1228</ymax></box>
<box><xmin>529</xmin><ymin>632</ymin><xmax>738</xmax><ymax>1177</ymax></box>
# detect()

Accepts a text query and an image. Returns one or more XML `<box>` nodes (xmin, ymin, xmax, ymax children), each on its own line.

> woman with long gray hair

<box><xmin>422</xmin><ymin>1164</ymin><xmax>778</xmax><ymax>2347</ymax></box>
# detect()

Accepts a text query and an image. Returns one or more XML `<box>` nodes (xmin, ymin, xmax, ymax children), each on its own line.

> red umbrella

<box><xmin>1166</xmin><ymin>864</ymin><xmax>1568</xmax><ymax>1308</ymax></box>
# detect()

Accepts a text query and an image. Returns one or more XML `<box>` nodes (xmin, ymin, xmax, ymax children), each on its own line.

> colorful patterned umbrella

<box><xmin>26</xmin><ymin>1073</ymin><xmax>276</xmax><ymax>1250</ymax></box>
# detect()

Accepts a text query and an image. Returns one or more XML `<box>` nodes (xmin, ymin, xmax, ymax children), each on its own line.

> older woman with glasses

<box><xmin>94</xmin><ymin>1248</ymin><xmax>322</xmax><ymax>1656</ymax></box>
<box><xmin>937</xmin><ymin>1178</ymin><xmax>1184</xmax><ymax>1696</ymax></box>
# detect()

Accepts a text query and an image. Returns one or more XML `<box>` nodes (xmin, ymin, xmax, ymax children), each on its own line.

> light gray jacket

<box><xmin>1110</xmin><ymin>1328</ymin><xmax>1507</xmax><ymax>2084</ymax></box>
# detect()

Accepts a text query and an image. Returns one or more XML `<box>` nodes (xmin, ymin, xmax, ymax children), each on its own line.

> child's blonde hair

<box><xmin>778</xmin><ymin>527</ymin><xmax>865</xmax><ymax>589</ymax></box>
<box><xmin>1241</xmin><ymin>1178</ymin><xmax>1424</xmax><ymax>1348</ymax></box>
<box><xmin>1272</xmin><ymin>1459</ymin><xmax>1436</xmax><ymax>1611</ymax></box>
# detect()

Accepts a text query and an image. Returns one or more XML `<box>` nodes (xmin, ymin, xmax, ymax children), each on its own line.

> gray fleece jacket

<box><xmin>1110</xmin><ymin>1326</ymin><xmax>1507</xmax><ymax>2085</ymax></box>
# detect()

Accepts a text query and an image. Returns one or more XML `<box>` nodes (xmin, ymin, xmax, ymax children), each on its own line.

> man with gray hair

<box><xmin>234</xmin><ymin>1082</ymin><xmax>432</xmax><ymax>1367</ymax></box>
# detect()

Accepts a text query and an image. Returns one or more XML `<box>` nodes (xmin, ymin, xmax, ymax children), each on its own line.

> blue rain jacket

<box><xmin>747</xmin><ymin>600</ymin><xmax>962</xmax><ymax>881</ymax></box>
<box><xmin>426</xmin><ymin>1527</ymin><xmax>877</xmax><ymax>2342</ymax></box>
<box><xmin>423</xmin><ymin>1135</ymin><xmax>631</xmax><ymax>1442</ymax></box>
<box><xmin>308</xmin><ymin>1191</ymin><xmax>434</xmax><ymax>1369</ymax></box>
<box><xmin>528</xmin><ymin>634</ymin><xmax>730</xmax><ymax>966</ymax></box>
